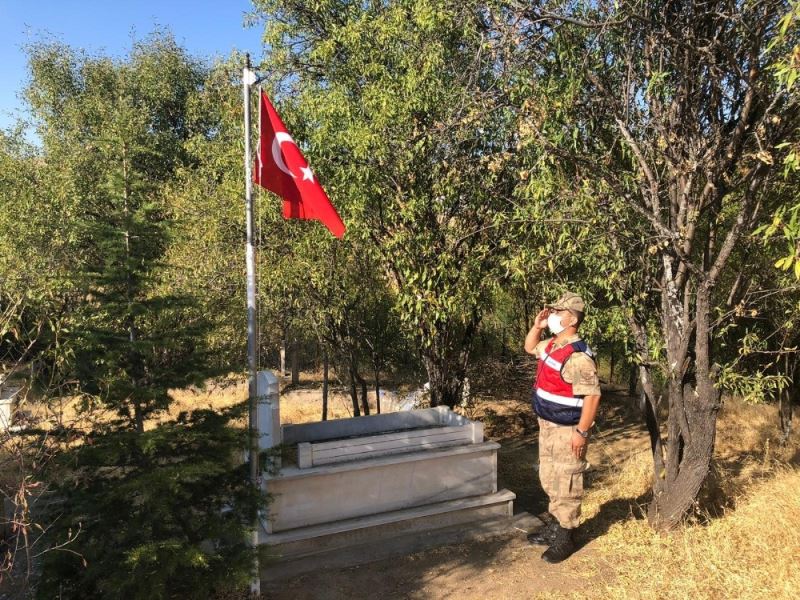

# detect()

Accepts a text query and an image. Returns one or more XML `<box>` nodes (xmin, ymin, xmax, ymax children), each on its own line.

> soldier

<box><xmin>524</xmin><ymin>292</ymin><xmax>601</xmax><ymax>563</ymax></box>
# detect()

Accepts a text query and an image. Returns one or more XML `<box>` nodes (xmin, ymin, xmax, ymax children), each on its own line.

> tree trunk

<box><xmin>374</xmin><ymin>362</ymin><xmax>381</xmax><ymax>414</ymax></box>
<box><xmin>348</xmin><ymin>364</ymin><xmax>361</xmax><ymax>418</ymax></box>
<box><xmin>322</xmin><ymin>353</ymin><xmax>329</xmax><ymax>422</ymax></box>
<box><xmin>648</xmin><ymin>286</ymin><xmax>720</xmax><ymax>529</ymax></box>
<box><xmin>122</xmin><ymin>143</ymin><xmax>144</xmax><ymax>435</ymax></box>
<box><xmin>779</xmin><ymin>387</ymin><xmax>793</xmax><ymax>444</ymax></box>
<box><xmin>421</xmin><ymin>315</ymin><xmax>479</xmax><ymax>408</ymax></box>
<box><xmin>609</xmin><ymin>350</ymin><xmax>616</xmax><ymax>385</ymax></box>
<box><xmin>422</xmin><ymin>353</ymin><xmax>465</xmax><ymax>408</ymax></box>
<box><xmin>778</xmin><ymin>353</ymin><xmax>796</xmax><ymax>444</ymax></box>
<box><xmin>648</xmin><ymin>386</ymin><xmax>718</xmax><ymax>528</ymax></box>
<box><xmin>626</xmin><ymin>314</ymin><xmax>666</xmax><ymax>498</ymax></box>
<box><xmin>291</xmin><ymin>338</ymin><xmax>299</xmax><ymax>385</ymax></box>
<box><xmin>133</xmin><ymin>402</ymin><xmax>145</xmax><ymax>435</ymax></box>
<box><xmin>356</xmin><ymin>370</ymin><xmax>369</xmax><ymax>416</ymax></box>
<box><xmin>628</xmin><ymin>363</ymin><xmax>638</xmax><ymax>396</ymax></box>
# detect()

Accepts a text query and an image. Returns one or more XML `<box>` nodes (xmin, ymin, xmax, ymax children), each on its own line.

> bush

<box><xmin>38</xmin><ymin>405</ymin><xmax>263</xmax><ymax>599</ymax></box>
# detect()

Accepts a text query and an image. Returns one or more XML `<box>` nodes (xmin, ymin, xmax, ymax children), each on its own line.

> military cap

<box><xmin>546</xmin><ymin>292</ymin><xmax>586</xmax><ymax>314</ymax></box>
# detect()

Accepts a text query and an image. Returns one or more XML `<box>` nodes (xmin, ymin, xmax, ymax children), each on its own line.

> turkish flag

<box><xmin>254</xmin><ymin>91</ymin><xmax>345</xmax><ymax>238</ymax></box>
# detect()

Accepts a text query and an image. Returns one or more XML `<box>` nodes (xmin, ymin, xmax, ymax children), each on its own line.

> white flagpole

<box><xmin>242</xmin><ymin>53</ymin><xmax>261</xmax><ymax>597</ymax></box>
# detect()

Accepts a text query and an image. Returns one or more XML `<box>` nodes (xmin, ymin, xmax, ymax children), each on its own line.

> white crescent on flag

<box><xmin>272</xmin><ymin>132</ymin><xmax>297</xmax><ymax>178</ymax></box>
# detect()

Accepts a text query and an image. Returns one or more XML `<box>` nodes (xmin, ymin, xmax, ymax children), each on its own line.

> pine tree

<box><xmin>21</xmin><ymin>34</ymin><xmax>262</xmax><ymax>597</ymax></box>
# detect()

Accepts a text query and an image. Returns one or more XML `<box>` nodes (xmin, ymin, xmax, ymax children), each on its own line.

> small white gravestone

<box><xmin>256</xmin><ymin>370</ymin><xmax>281</xmax><ymax>468</ymax></box>
<box><xmin>0</xmin><ymin>385</ymin><xmax>21</xmax><ymax>433</ymax></box>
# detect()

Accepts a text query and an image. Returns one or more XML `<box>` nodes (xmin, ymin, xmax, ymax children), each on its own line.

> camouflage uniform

<box><xmin>533</xmin><ymin>333</ymin><xmax>601</xmax><ymax>528</ymax></box>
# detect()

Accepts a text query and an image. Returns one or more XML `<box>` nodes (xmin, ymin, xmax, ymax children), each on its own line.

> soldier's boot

<box><xmin>527</xmin><ymin>519</ymin><xmax>559</xmax><ymax>546</ymax></box>
<box><xmin>540</xmin><ymin>525</ymin><xmax>577</xmax><ymax>563</ymax></box>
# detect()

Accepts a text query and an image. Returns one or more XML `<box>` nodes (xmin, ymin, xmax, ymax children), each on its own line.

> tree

<box><xmin>25</xmin><ymin>33</ymin><xmax>210</xmax><ymax>431</ymax></box>
<box><xmin>0</xmin><ymin>123</ymin><xmax>99</xmax><ymax>590</ymax></box>
<box><xmin>514</xmin><ymin>0</ymin><xmax>800</xmax><ymax>527</ymax></box>
<box><xmin>760</xmin><ymin>1</ymin><xmax>800</xmax><ymax>277</ymax></box>
<box><xmin>160</xmin><ymin>55</ymin><xmax>251</xmax><ymax>372</ymax></box>
<box><xmin>13</xmin><ymin>35</ymin><xmax>264</xmax><ymax>598</ymax></box>
<box><xmin>250</xmin><ymin>0</ymin><xmax>525</xmax><ymax>407</ymax></box>
<box><xmin>302</xmin><ymin>236</ymin><xmax>406</xmax><ymax>417</ymax></box>
<box><xmin>37</xmin><ymin>407</ymin><xmax>260</xmax><ymax>599</ymax></box>
<box><xmin>754</xmin><ymin>1</ymin><xmax>800</xmax><ymax>440</ymax></box>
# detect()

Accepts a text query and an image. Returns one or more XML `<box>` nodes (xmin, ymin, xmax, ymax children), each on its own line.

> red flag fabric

<box><xmin>254</xmin><ymin>91</ymin><xmax>345</xmax><ymax>238</ymax></box>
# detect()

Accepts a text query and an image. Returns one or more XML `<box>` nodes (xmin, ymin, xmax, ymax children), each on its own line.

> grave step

<box><xmin>263</xmin><ymin>442</ymin><xmax>500</xmax><ymax>532</ymax></box>
<box><xmin>259</xmin><ymin>489</ymin><xmax>532</xmax><ymax>580</ymax></box>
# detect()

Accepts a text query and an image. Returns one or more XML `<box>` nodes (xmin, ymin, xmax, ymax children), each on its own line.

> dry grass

<box><xmin>16</xmin><ymin>372</ymin><xmax>389</xmax><ymax>436</ymax></box>
<box><xmin>582</xmin><ymin>449</ymin><xmax>654</xmax><ymax>522</ymax></box>
<box><xmin>160</xmin><ymin>371</ymin><xmax>393</xmax><ymax>427</ymax></box>
<box><xmin>274</xmin><ymin>388</ymin><xmax>383</xmax><ymax>424</ymax></box>
<box><xmin>577</xmin><ymin>397</ymin><xmax>800</xmax><ymax>600</ymax></box>
<box><xmin>716</xmin><ymin>398</ymin><xmax>776</xmax><ymax>456</ymax></box>
<box><xmin>587</xmin><ymin>465</ymin><xmax>800</xmax><ymax>599</ymax></box>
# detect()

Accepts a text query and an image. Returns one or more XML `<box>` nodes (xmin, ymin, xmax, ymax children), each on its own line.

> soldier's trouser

<box><xmin>538</xmin><ymin>417</ymin><xmax>587</xmax><ymax>529</ymax></box>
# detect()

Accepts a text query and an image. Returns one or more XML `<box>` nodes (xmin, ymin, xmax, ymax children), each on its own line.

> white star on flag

<box><xmin>301</xmin><ymin>166</ymin><xmax>314</xmax><ymax>181</ymax></box>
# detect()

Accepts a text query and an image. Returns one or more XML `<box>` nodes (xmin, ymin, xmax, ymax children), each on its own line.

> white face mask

<box><xmin>547</xmin><ymin>313</ymin><xmax>565</xmax><ymax>334</ymax></box>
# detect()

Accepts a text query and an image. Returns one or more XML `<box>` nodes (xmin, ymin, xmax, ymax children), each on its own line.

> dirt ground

<box><xmin>261</xmin><ymin>381</ymin><xmax>653</xmax><ymax>600</ymax></box>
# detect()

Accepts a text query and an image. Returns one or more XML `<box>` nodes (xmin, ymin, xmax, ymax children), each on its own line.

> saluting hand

<box><xmin>534</xmin><ymin>308</ymin><xmax>550</xmax><ymax>329</ymax></box>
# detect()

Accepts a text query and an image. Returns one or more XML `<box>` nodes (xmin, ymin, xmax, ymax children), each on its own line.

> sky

<box><xmin>0</xmin><ymin>0</ymin><xmax>264</xmax><ymax>132</ymax></box>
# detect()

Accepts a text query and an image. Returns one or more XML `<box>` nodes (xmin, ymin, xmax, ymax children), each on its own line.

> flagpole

<box><xmin>243</xmin><ymin>53</ymin><xmax>261</xmax><ymax>598</ymax></box>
